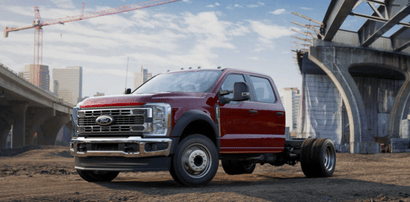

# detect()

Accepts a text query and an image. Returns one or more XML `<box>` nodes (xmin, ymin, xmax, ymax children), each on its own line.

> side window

<box><xmin>249</xmin><ymin>76</ymin><xmax>277</xmax><ymax>103</ymax></box>
<box><xmin>220</xmin><ymin>74</ymin><xmax>245</xmax><ymax>99</ymax></box>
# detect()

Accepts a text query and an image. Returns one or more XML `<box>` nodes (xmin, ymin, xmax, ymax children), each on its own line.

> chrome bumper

<box><xmin>70</xmin><ymin>137</ymin><xmax>172</xmax><ymax>158</ymax></box>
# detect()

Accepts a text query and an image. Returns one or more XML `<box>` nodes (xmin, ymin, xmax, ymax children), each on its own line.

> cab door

<box><xmin>218</xmin><ymin>74</ymin><xmax>256</xmax><ymax>153</ymax></box>
<box><xmin>245</xmin><ymin>75</ymin><xmax>286</xmax><ymax>152</ymax></box>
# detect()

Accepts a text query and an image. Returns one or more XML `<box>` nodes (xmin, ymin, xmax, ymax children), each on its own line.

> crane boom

<box><xmin>4</xmin><ymin>0</ymin><xmax>181</xmax><ymax>36</ymax></box>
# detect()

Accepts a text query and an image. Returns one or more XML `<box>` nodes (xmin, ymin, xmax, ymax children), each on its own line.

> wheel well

<box><xmin>179</xmin><ymin>120</ymin><xmax>217</xmax><ymax>146</ymax></box>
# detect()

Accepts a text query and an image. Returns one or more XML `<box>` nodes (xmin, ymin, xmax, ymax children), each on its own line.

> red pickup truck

<box><xmin>70</xmin><ymin>68</ymin><xmax>336</xmax><ymax>186</ymax></box>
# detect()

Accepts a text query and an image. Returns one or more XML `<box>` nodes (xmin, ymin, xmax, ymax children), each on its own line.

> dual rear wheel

<box><xmin>300</xmin><ymin>138</ymin><xmax>336</xmax><ymax>177</ymax></box>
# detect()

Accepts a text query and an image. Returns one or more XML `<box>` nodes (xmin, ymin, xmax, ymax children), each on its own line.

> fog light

<box><xmin>78</xmin><ymin>144</ymin><xmax>87</xmax><ymax>152</ymax></box>
<box><xmin>145</xmin><ymin>143</ymin><xmax>168</xmax><ymax>152</ymax></box>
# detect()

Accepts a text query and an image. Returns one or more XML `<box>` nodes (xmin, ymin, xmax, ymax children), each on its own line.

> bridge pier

<box><xmin>25</xmin><ymin>108</ymin><xmax>55</xmax><ymax>145</ymax></box>
<box><xmin>0</xmin><ymin>107</ymin><xmax>12</xmax><ymax>149</ymax></box>
<box><xmin>37</xmin><ymin>115</ymin><xmax>71</xmax><ymax>145</ymax></box>
<box><xmin>11</xmin><ymin>102</ymin><xmax>28</xmax><ymax>148</ymax></box>
<box><xmin>307</xmin><ymin>42</ymin><xmax>410</xmax><ymax>153</ymax></box>
<box><xmin>0</xmin><ymin>118</ymin><xmax>11</xmax><ymax>149</ymax></box>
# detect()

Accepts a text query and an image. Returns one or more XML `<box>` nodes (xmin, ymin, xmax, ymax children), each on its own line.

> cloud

<box><xmin>300</xmin><ymin>7</ymin><xmax>313</xmax><ymax>10</ymax></box>
<box><xmin>247</xmin><ymin>2</ymin><xmax>264</xmax><ymax>8</ymax></box>
<box><xmin>271</xmin><ymin>9</ymin><xmax>286</xmax><ymax>15</ymax></box>
<box><xmin>234</xmin><ymin>4</ymin><xmax>243</xmax><ymax>8</ymax></box>
<box><xmin>50</xmin><ymin>0</ymin><xmax>76</xmax><ymax>9</ymax></box>
<box><xmin>206</xmin><ymin>3</ymin><xmax>220</xmax><ymax>8</ymax></box>
<box><xmin>247</xmin><ymin>56</ymin><xmax>260</xmax><ymax>60</ymax></box>
<box><xmin>249</xmin><ymin>20</ymin><xmax>293</xmax><ymax>52</ymax></box>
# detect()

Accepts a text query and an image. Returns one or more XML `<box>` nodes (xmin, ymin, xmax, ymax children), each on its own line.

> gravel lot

<box><xmin>0</xmin><ymin>146</ymin><xmax>409</xmax><ymax>202</ymax></box>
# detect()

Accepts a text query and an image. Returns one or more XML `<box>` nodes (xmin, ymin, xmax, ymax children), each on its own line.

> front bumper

<box><xmin>70</xmin><ymin>136</ymin><xmax>172</xmax><ymax>158</ymax></box>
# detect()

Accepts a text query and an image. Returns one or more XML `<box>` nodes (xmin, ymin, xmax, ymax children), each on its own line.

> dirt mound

<box><xmin>50</xmin><ymin>150</ymin><xmax>74</xmax><ymax>158</ymax></box>
<box><xmin>1</xmin><ymin>147</ymin><xmax>410</xmax><ymax>202</ymax></box>
<box><xmin>0</xmin><ymin>145</ymin><xmax>43</xmax><ymax>157</ymax></box>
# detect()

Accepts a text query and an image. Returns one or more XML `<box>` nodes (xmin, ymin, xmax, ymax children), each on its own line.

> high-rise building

<box><xmin>22</xmin><ymin>64</ymin><xmax>50</xmax><ymax>91</ymax></box>
<box><xmin>53</xmin><ymin>66</ymin><xmax>83</xmax><ymax>105</ymax></box>
<box><xmin>134</xmin><ymin>66</ymin><xmax>153</xmax><ymax>89</ymax></box>
<box><xmin>279</xmin><ymin>87</ymin><xmax>301</xmax><ymax>131</ymax></box>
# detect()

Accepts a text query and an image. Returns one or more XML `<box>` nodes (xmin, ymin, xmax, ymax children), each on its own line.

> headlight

<box><xmin>72</xmin><ymin>106</ymin><xmax>80</xmax><ymax>137</ymax></box>
<box><xmin>144</xmin><ymin>103</ymin><xmax>172</xmax><ymax>136</ymax></box>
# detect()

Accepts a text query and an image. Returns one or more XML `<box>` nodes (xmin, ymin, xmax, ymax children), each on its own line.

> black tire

<box><xmin>170</xmin><ymin>134</ymin><xmax>219</xmax><ymax>186</ymax></box>
<box><xmin>300</xmin><ymin>138</ymin><xmax>317</xmax><ymax>177</ymax></box>
<box><xmin>222</xmin><ymin>160</ymin><xmax>256</xmax><ymax>175</ymax></box>
<box><xmin>311</xmin><ymin>138</ymin><xmax>336</xmax><ymax>177</ymax></box>
<box><xmin>76</xmin><ymin>170</ymin><xmax>119</xmax><ymax>182</ymax></box>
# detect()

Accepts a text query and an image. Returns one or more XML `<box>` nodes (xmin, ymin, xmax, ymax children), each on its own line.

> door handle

<box><xmin>276</xmin><ymin>112</ymin><xmax>284</xmax><ymax>115</ymax></box>
<box><xmin>248</xmin><ymin>110</ymin><xmax>258</xmax><ymax>114</ymax></box>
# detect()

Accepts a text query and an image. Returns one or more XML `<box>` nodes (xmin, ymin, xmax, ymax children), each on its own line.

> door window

<box><xmin>220</xmin><ymin>74</ymin><xmax>245</xmax><ymax>100</ymax></box>
<box><xmin>249</xmin><ymin>76</ymin><xmax>276</xmax><ymax>103</ymax></box>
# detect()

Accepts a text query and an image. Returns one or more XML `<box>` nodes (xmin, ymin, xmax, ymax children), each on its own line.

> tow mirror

<box><xmin>232</xmin><ymin>82</ymin><xmax>250</xmax><ymax>101</ymax></box>
<box><xmin>125</xmin><ymin>88</ymin><xmax>132</xmax><ymax>94</ymax></box>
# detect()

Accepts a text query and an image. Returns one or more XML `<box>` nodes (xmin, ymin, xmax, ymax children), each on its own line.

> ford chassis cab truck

<box><xmin>70</xmin><ymin>68</ymin><xmax>336</xmax><ymax>186</ymax></box>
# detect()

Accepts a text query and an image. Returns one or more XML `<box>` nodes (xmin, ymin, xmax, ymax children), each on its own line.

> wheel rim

<box><xmin>181</xmin><ymin>143</ymin><xmax>212</xmax><ymax>179</ymax></box>
<box><xmin>323</xmin><ymin>145</ymin><xmax>335</xmax><ymax>171</ymax></box>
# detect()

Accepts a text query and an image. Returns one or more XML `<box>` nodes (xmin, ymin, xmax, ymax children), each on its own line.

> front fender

<box><xmin>170</xmin><ymin>110</ymin><xmax>220</xmax><ymax>153</ymax></box>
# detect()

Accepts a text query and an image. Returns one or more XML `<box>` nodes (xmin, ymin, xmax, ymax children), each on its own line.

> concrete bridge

<box><xmin>0</xmin><ymin>63</ymin><xmax>74</xmax><ymax>149</ymax></box>
<box><xmin>295</xmin><ymin>0</ymin><xmax>410</xmax><ymax>153</ymax></box>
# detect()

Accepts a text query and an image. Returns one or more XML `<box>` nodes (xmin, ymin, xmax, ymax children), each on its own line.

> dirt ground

<box><xmin>0</xmin><ymin>146</ymin><xmax>409</xmax><ymax>202</ymax></box>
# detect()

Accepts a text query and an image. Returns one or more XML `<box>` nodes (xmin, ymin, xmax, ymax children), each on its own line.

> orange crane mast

<box><xmin>3</xmin><ymin>0</ymin><xmax>181</xmax><ymax>88</ymax></box>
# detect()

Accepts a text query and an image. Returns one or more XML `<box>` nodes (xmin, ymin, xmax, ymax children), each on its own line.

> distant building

<box><xmin>53</xmin><ymin>80</ymin><xmax>59</xmax><ymax>96</ymax></box>
<box><xmin>53</xmin><ymin>66</ymin><xmax>83</xmax><ymax>105</ymax></box>
<box><xmin>94</xmin><ymin>92</ymin><xmax>105</xmax><ymax>97</ymax></box>
<box><xmin>279</xmin><ymin>87</ymin><xmax>301</xmax><ymax>131</ymax></box>
<box><xmin>23</xmin><ymin>64</ymin><xmax>50</xmax><ymax>91</ymax></box>
<box><xmin>134</xmin><ymin>66</ymin><xmax>153</xmax><ymax>89</ymax></box>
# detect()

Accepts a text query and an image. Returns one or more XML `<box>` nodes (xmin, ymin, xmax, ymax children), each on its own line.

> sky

<box><xmin>0</xmin><ymin>0</ymin><xmax>369</xmax><ymax>98</ymax></box>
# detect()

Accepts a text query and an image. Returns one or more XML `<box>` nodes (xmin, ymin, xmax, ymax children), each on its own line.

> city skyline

<box><xmin>0</xmin><ymin>0</ymin><xmax>340</xmax><ymax>97</ymax></box>
<box><xmin>52</xmin><ymin>66</ymin><xmax>83</xmax><ymax>105</ymax></box>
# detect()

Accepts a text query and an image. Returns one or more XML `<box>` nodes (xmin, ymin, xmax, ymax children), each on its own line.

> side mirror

<box><xmin>125</xmin><ymin>88</ymin><xmax>132</xmax><ymax>94</ymax></box>
<box><xmin>232</xmin><ymin>82</ymin><xmax>250</xmax><ymax>101</ymax></box>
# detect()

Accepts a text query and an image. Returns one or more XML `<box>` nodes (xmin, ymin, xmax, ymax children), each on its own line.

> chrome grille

<box><xmin>82</xmin><ymin>109</ymin><xmax>145</xmax><ymax>117</ymax></box>
<box><xmin>78</xmin><ymin>116</ymin><xmax>144</xmax><ymax>126</ymax></box>
<box><xmin>77</xmin><ymin>108</ymin><xmax>151</xmax><ymax>134</ymax></box>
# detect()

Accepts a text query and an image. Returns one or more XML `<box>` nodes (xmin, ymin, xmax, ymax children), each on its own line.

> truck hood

<box><xmin>79</xmin><ymin>92</ymin><xmax>206</xmax><ymax>108</ymax></box>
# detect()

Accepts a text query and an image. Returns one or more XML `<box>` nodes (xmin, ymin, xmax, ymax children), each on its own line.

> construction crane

<box><xmin>3</xmin><ymin>0</ymin><xmax>181</xmax><ymax>88</ymax></box>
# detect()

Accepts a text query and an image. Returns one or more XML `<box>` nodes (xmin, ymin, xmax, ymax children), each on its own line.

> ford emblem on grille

<box><xmin>96</xmin><ymin>115</ymin><xmax>114</xmax><ymax>126</ymax></box>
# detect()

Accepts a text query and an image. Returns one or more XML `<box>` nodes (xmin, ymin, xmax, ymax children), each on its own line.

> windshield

<box><xmin>134</xmin><ymin>70</ymin><xmax>222</xmax><ymax>94</ymax></box>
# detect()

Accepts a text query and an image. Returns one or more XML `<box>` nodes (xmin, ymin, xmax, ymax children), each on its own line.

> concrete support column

<box><xmin>389</xmin><ymin>74</ymin><xmax>410</xmax><ymax>139</ymax></box>
<box><xmin>25</xmin><ymin>108</ymin><xmax>55</xmax><ymax>145</ymax></box>
<box><xmin>0</xmin><ymin>118</ymin><xmax>11</xmax><ymax>149</ymax></box>
<box><xmin>37</xmin><ymin>115</ymin><xmax>71</xmax><ymax>145</ymax></box>
<box><xmin>11</xmin><ymin>102</ymin><xmax>28</xmax><ymax>148</ymax></box>
<box><xmin>309</xmin><ymin>47</ymin><xmax>371</xmax><ymax>153</ymax></box>
<box><xmin>0</xmin><ymin>107</ymin><xmax>12</xmax><ymax>149</ymax></box>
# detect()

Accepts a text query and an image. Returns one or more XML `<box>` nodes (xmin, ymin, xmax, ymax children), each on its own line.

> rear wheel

<box><xmin>311</xmin><ymin>138</ymin><xmax>336</xmax><ymax>177</ymax></box>
<box><xmin>300</xmin><ymin>138</ymin><xmax>317</xmax><ymax>177</ymax></box>
<box><xmin>222</xmin><ymin>160</ymin><xmax>256</xmax><ymax>175</ymax></box>
<box><xmin>76</xmin><ymin>170</ymin><xmax>119</xmax><ymax>182</ymax></box>
<box><xmin>170</xmin><ymin>134</ymin><xmax>219</xmax><ymax>186</ymax></box>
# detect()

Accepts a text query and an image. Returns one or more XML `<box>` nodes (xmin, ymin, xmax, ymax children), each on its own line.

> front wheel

<box><xmin>76</xmin><ymin>170</ymin><xmax>119</xmax><ymax>182</ymax></box>
<box><xmin>170</xmin><ymin>134</ymin><xmax>219</xmax><ymax>186</ymax></box>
